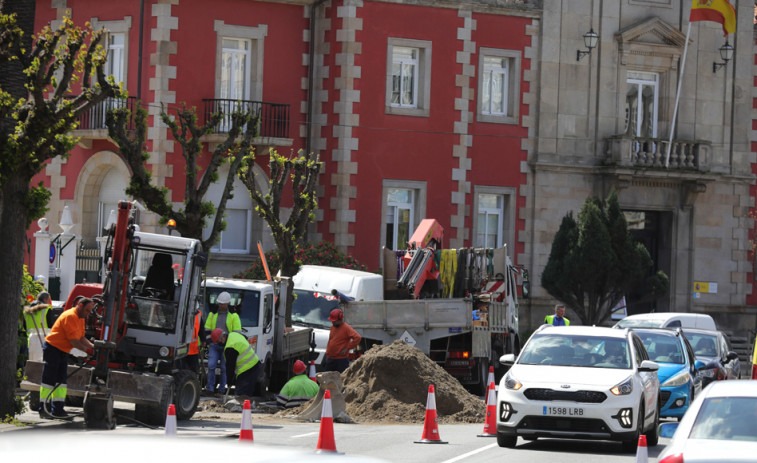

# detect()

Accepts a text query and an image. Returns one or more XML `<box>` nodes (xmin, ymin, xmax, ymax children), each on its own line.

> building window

<box><xmin>476</xmin><ymin>193</ymin><xmax>504</xmax><ymax>248</ymax></box>
<box><xmin>381</xmin><ymin>180</ymin><xmax>427</xmax><ymax>252</ymax></box>
<box><xmin>477</xmin><ymin>48</ymin><xmax>520</xmax><ymax>125</ymax></box>
<box><xmin>391</xmin><ymin>47</ymin><xmax>419</xmax><ymax>108</ymax></box>
<box><xmin>220</xmin><ymin>38</ymin><xmax>251</xmax><ymax>101</ymax></box>
<box><xmin>472</xmin><ymin>186</ymin><xmax>515</xmax><ymax>250</ymax></box>
<box><xmin>625</xmin><ymin>71</ymin><xmax>659</xmax><ymax>138</ymax></box>
<box><xmin>203</xmin><ymin>167</ymin><xmax>255</xmax><ymax>254</ymax></box>
<box><xmin>385</xmin><ymin>38</ymin><xmax>431</xmax><ymax>117</ymax></box>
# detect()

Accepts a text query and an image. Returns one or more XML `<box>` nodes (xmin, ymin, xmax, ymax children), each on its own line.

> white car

<box><xmin>496</xmin><ymin>325</ymin><xmax>660</xmax><ymax>452</ymax></box>
<box><xmin>657</xmin><ymin>380</ymin><xmax>757</xmax><ymax>463</ymax></box>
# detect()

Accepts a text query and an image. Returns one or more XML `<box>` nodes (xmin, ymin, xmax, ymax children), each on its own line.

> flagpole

<box><xmin>665</xmin><ymin>22</ymin><xmax>692</xmax><ymax>168</ymax></box>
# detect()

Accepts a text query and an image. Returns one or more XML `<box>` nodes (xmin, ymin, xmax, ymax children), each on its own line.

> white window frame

<box><xmin>210</xmin><ymin>208</ymin><xmax>253</xmax><ymax>254</ymax></box>
<box><xmin>380</xmin><ymin>180</ymin><xmax>427</xmax><ymax>253</ymax></box>
<box><xmin>625</xmin><ymin>71</ymin><xmax>659</xmax><ymax>138</ymax></box>
<box><xmin>391</xmin><ymin>46</ymin><xmax>419</xmax><ymax>108</ymax></box>
<box><xmin>214</xmin><ymin>21</ymin><xmax>266</xmax><ymax>102</ymax></box>
<box><xmin>477</xmin><ymin>48</ymin><xmax>520</xmax><ymax>125</ymax></box>
<box><xmin>472</xmin><ymin>186</ymin><xmax>516</xmax><ymax>250</ymax></box>
<box><xmin>203</xmin><ymin>165</ymin><xmax>255</xmax><ymax>255</ymax></box>
<box><xmin>385</xmin><ymin>38</ymin><xmax>431</xmax><ymax>117</ymax></box>
<box><xmin>90</xmin><ymin>17</ymin><xmax>131</xmax><ymax>86</ymax></box>
<box><xmin>220</xmin><ymin>38</ymin><xmax>252</xmax><ymax>101</ymax></box>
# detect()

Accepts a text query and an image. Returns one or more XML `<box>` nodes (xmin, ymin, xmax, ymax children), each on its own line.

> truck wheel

<box><xmin>255</xmin><ymin>361</ymin><xmax>272</xmax><ymax>397</ymax></box>
<box><xmin>476</xmin><ymin>359</ymin><xmax>490</xmax><ymax>397</ymax></box>
<box><xmin>134</xmin><ymin>377</ymin><xmax>175</xmax><ymax>426</ymax></box>
<box><xmin>173</xmin><ymin>370</ymin><xmax>200</xmax><ymax>420</ymax></box>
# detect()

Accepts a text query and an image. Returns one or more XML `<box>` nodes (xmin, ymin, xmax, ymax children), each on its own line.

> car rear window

<box><xmin>519</xmin><ymin>334</ymin><xmax>631</xmax><ymax>369</ymax></box>
<box><xmin>689</xmin><ymin>397</ymin><xmax>757</xmax><ymax>441</ymax></box>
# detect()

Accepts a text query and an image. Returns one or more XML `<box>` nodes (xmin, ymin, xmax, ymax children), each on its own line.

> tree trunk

<box><xmin>0</xmin><ymin>175</ymin><xmax>32</xmax><ymax>417</ymax></box>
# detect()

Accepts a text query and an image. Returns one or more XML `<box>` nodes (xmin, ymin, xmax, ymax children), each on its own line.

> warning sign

<box><xmin>399</xmin><ymin>330</ymin><xmax>417</xmax><ymax>347</ymax></box>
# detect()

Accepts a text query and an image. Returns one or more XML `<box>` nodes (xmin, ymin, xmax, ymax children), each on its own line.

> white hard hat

<box><xmin>217</xmin><ymin>291</ymin><xmax>231</xmax><ymax>304</ymax></box>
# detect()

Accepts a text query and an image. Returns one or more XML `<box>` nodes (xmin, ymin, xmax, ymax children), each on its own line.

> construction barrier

<box><xmin>239</xmin><ymin>399</ymin><xmax>254</xmax><ymax>442</ymax></box>
<box><xmin>165</xmin><ymin>404</ymin><xmax>177</xmax><ymax>436</ymax></box>
<box><xmin>477</xmin><ymin>381</ymin><xmax>497</xmax><ymax>437</ymax></box>
<box><xmin>414</xmin><ymin>385</ymin><xmax>448</xmax><ymax>444</ymax></box>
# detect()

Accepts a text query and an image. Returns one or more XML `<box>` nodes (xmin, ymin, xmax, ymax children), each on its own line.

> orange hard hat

<box><xmin>328</xmin><ymin>309</ymin><xmax>344</xmax><ymax>322</ymax></box>
<box><xmin>210</xmin><ymin>328</ymin><xmax>224</xmax><ymax>344</ymax></box>
<box><xmin>293</xmin><ymin>359</ymin><xmax>307</xmax><ymax>375</ymax></box>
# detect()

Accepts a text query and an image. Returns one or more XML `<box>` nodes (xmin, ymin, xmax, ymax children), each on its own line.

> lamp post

<box><xmin>576</xmin><ymin>28</ymin><xmax>599</xmax><ymax>61</ymax></box>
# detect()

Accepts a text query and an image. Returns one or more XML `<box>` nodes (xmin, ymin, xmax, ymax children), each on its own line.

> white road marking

<box><xmin>440</xmin><ymin>443</ymin><xmax>498</xmax><ymax>463</ymax></box>
<box><xmin>291</xmin><ymin>431</ymin><xmax>319</xmax><ymax>438</ymax></box>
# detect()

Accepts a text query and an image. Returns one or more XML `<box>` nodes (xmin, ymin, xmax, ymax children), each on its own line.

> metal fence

<box><xmin>202</xmin><ymin>98</ymin><xmax>289</xmax><ymax>138</ymax></box>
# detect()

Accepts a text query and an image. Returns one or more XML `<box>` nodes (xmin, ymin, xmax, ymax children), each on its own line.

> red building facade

<box><xmin>28</xmin><ymin>0</ymin><xmax>536</xmax><ymax>278</ymax></box>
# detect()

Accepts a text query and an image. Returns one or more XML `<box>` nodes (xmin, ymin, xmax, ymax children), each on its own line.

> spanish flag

<box><xmin>690</xmin><ymin>0</ymin><xmax>736</xmax><ymax>36</ymax></box>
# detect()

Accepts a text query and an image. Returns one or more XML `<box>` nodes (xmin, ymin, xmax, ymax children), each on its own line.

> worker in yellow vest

<box><xmin>203</xmin><ymin>291</ymin><xmax>241</xmax><ymax>395</ymax></box>
<box><xmin>545</xmin><ymin>304</ymin><xmax>570</xmax><ymax>326</ymax></box>
<box><xmin>210</xmin><ymin>328</ymin><xmax>260</xmax><ymax>398</ymax></box>
<box><xmin>23</xmin><ymin>292</ymin><xmax>55</xmax><ymax>362</ymax></box>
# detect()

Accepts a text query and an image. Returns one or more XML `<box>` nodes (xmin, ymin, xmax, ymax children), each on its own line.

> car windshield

<box><xmin>203</xmin><ymin>289</ymin><xmax>261</xmax><ymax>328</ymax></box>
<box><xmin>689</xmin><ymin>397</ymin><xmax>757</xmax><ymax>442</ymax></box>
<box><xmin>636</xmin><ymin>332</ymin><xmax>684</xmax><ymax>364</ymax></box>
<box><xmin>615</xmin><ymin>318</ymin><xmax>665</xmax><ymax>328</ymax></box>
<box><xmin>686</xmin><ymin>332</ymin><xmax>719</xmax><ymax>358</ymax></box>
<box><xmin>291</xmin><ymin>289</ymin><xmax>339</xmax><ymax>328</ymax></box>
<box><xmin>518</xmin><ymin>333</ymin><xmax>631</xmax><ymax>369</ymax></box>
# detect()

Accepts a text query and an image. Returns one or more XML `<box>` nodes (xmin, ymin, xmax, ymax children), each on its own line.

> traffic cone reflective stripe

<box><xmin>414</xmin><ymin>385</ymin><xmax>448</xmax><ymax>444</ymax></box>
<box><xmin>478</xmin><ymin>382</ymin><xmax>497</xmax><ymax>437</ymax></box>
<box><xmin>239</xmin><ymin>399</ymin><xmax>254</xmax><ymax>442</ymax></box>
<box><xmin>316</xmin><ymin>390</ymin><xmax>339</xmax><ymax>453</ymax></box>
<box><xmin>309</xmin><ymin>360</ymin><xmax>317</xmax><ymax>382</ymax></box>
<box><xmin>635</xmin><ymin>434</ymin><xmax>648</xmax><ymax>463</ymax></box>
<box><xmin>165</xmin><ymin>404</ymin><xmax>177</xmax><ymax>436</ymax></box>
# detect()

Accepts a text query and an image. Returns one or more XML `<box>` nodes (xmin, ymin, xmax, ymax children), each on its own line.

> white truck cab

<box><xmin>291</xmin><ymin>266</ymin><xmax>383</xmax><ymax>366</ymax></box>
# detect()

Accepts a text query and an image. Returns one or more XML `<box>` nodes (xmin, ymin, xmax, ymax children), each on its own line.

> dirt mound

<box><xmin>341</xmin><ymin>340</ymin><xmax>485</xmax><ymax>423</ymax></box>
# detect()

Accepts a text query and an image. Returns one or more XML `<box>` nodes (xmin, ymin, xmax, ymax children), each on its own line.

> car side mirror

<box><xmin>726</xmin><ymin>351</ymin><xmax>739</xmax><ymax>361</ymax></box>
<box><xmin>499</xmin><ymin>353</ymin><xmax>516</xmax><ymax>365</ymax></box>
<box><xmin>658</xmin><ymin>422</ymin><xmax>678</xmax><ymax>438</ymax></box>
<box><xmin>639</xmin><ymin>360</ymin><xmax>659</xmax><ymax>372</ymax></box>
<box><xmin>694</xmin><ymin>359</ymin><xmax>707</xmax><ymax>371</ymax></box>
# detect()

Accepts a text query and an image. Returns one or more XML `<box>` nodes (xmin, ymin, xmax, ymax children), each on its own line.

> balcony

<box><xmin>72</xmin><ymin>96</ymin><xmax>137</xmax><ymax>149</ymax></box>
<box><xmin>201</xmin><ymin>99</ymin><xmax>292</xmax><ymax>149</ymax></box>
<box><xmin>604</xmin><ymin>135</ymin><xmax>711</xmax><ymax>172</ymax></box>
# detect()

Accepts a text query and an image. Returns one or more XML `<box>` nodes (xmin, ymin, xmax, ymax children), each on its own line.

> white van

<box><xmin>291</xmin><ymin>265</ymin><xmax>383</xmax><ymax>366</ymax></box>
<box><xmin>613</xmin><ymin>312</ymin><xmax>717</xmax><ymax>331</ymax></box>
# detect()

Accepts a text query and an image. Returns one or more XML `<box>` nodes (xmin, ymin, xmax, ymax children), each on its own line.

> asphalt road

<box><xmin>2</xmin><ymin>402</ymin><xmax>669</xmax><ymax>463</ymax></box>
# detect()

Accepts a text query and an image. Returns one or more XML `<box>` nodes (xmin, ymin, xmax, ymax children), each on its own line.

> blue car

<box><xmin>633</xmin><ymin>328</ymin><xmax>703</xmax><ymax>419</ymax></box>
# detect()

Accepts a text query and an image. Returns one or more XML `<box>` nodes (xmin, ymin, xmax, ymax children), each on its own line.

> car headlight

<box><xmin>662</xmin><ymin>370</ymin><xmax>691</xmax><ymax>388</ymax></box>
<box><xmin>611</xmin><ymin>377</ymin><xmax>633</xmax><ymax>396</ymax></box>
<box><xmin>504</xmin><ymin>372</ymin><xmax>522</xmax><ymax>390</ymax></box>
<box><xmin>699</xmin><ymin>369</ymin><xmax>715</xmax><ymax>378</ymax></box>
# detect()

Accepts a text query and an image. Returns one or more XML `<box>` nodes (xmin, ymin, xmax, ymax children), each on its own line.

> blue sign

<box><xmin>49</xmin><ymin>243</ymin><xmax>56</xmax><ymax>263</ymax></box>
<box><xmin>448</xmin><ymin>327</ymin><xmax>462</xmax><ymax>334</ymax></box>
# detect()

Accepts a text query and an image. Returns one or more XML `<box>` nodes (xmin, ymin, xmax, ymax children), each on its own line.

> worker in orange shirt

<box><xmin>40</xmin><ymin>297</ymin><xmax>95</xmax><ymax>419</ymax></box>
<box><xmin>324</xmin><ymin>309</ymin><xmax>361</xmax><ymax>373</ymax></box>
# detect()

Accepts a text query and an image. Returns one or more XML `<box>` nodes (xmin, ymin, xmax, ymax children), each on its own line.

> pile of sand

<box><xmin>340</xmin><ymin>340</ymin><xmax>485</xmax><ymax>423</ymax></box>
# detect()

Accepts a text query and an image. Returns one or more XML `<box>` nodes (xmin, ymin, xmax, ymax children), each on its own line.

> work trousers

<box><xmin>40</xmin><ymin>342</ymin><xmax>68</xmax><ymax>415</ymax></box>
<box><xmin>206</xmin><ymin>343</ymin><xmax>227</xmax><ymax>392</ymax></box>
<box><xmin>324</xmin><ymin>357</ymin><xmax>349</xmax><ymax>373</ymax></box>
<box><xmin>234</xmin><ymin>362</ymin><xmax>260</xmax><ymax>398</ymax></box>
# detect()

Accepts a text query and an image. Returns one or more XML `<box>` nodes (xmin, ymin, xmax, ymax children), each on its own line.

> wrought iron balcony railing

<box><xmin>202</xmin><ymin>98</ymin><xmax>290</xmax><ymax>139</ymax></box>
<box><xmin>74</xmin><ymin>96</ymin><xmax>137</xmax><ymax>131</ymax></box>
<box><xmin>605</xmin><ymin>135</ymin><xmax>711</xmax><ymax>172</ymax></box>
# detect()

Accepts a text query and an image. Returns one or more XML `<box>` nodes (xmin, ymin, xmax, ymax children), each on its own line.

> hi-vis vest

<box><xmin>24</xmin><ymin>305</ymin><xmax>50</xmax><ymax>333</ymax></box>
<box><xmin>545</xmin><ymin>315</ymin><xmax>570</xmax><ymax>326</ymax></box>
<box><xmin>204</xmin><ymin>311</ymin><xmax>241</xmax><ymax>334</ymax></box>
<box><xmin>225</xmin><ymin>332</ymin><xmax>259</xmax><ymax>378</ymax></box>
<box><xmin>188</xmin><ymin>311</ymin><xmax>200</xmax><ymax>355</ymax></box>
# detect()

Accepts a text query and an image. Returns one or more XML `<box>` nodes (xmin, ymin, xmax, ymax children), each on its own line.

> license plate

<box><xmin>543</xmin><ymin>406</ymin><xmax>584</xmax><ymax>416</ymax></box>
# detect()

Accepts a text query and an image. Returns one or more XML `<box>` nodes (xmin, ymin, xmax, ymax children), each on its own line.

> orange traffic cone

<box><xmin>165</xmin><ymin>404</ymin><xmax>177</xmax><ymax>436</ymax></box>
<box><xmin>239</xmin><ymin>399</ymin><xmax>254</xmax><ymax>442</ymax></box>
<box><xmin>309</xmin><ymin>360</ymin><xmax>317</xmax><ymax>382</ymax></box>
<box><xmin>478</xmin><ymin>382</ymin><xmax>497</xmax><ymax>437</ymax></box>
<box><xmin>315</xmin><ymin>390</ymin><xmax>340</xmax><ymax>453</ymax></box>
<box><xmin>414</xmin><ymin>385</ymin><xmax>448</xmax><ymax>444</ymax></box>
<box><xmin>635</xmin><ymin>434</ymin><xmax>648</xmax><ymax>462</ymax></box>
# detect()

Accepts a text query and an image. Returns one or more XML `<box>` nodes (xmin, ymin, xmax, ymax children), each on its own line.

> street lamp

<box><xmin>713</xmin><ymin>40</ymin><xmax>733</xmax><ymax>73</ymax></box>
<box><xmin>577</xmin><ymin>28</ymin><xmax>599</xmax><ymax>61</ymax></box>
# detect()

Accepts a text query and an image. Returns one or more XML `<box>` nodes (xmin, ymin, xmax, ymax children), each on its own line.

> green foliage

<box><xmin>234</xmin><ymin>240</ymin><xmax>368</xmax><ymax>280</ymax></box>
<box><xmin>541</xmin><ymin>190</ymin><xmax>669</xmax><ymax>325</ymax></box>
<box><xmin>18</xmin><ymin>266</ymin><xmax>44</xmax><ymax>370</ymax></box>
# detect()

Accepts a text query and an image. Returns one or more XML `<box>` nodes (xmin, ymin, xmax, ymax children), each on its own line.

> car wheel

<box><xmin>645</xmin><ymin>403</ymin><xmax>660</xmax><ymax>447</ymax></box>
<box><xmin>496</xmin><ymin>432</ymin><xmax>517</xmax><ymax>448</ymax></box>
<box><xmin>621</xmin><ymin>404</ymin><xmax>643</xmax><ymax>453</ymax></box>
